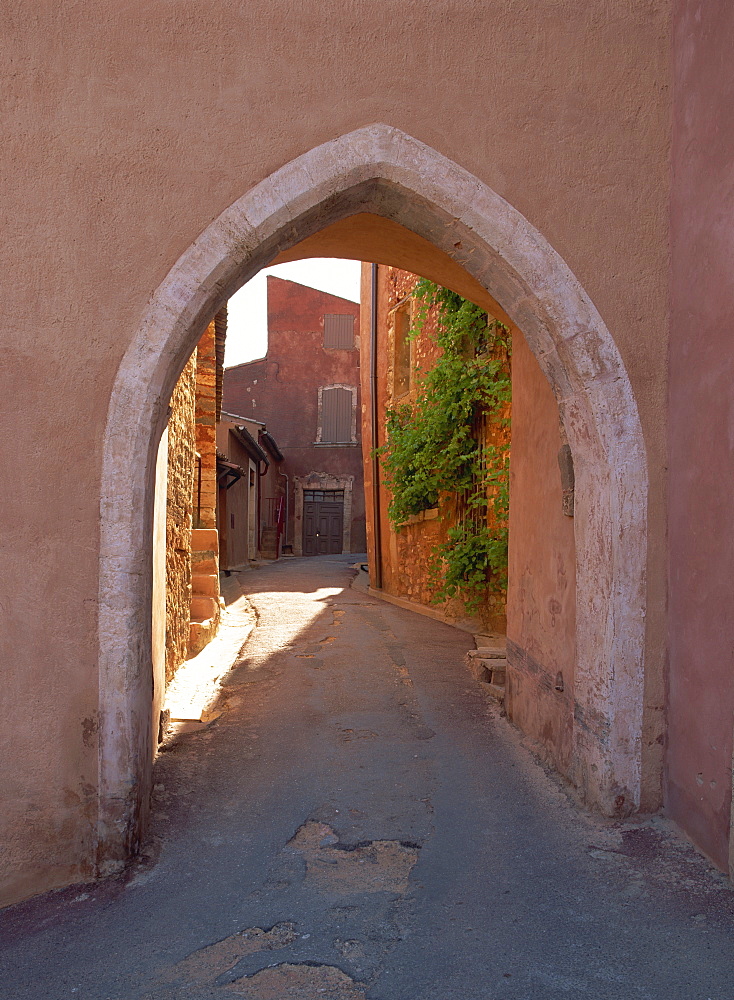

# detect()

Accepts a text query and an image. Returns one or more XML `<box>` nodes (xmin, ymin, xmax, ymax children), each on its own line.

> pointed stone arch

<box><xmin>98</xmin><ymin>124</ymin><xmax>647</xmax><ymax>864</ymax></box>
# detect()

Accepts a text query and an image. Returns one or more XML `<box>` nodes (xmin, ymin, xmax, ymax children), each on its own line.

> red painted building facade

<box><xmin>223</xmin><ymin>277</ymin><xmax>365</xmax><ymax>556</ymax></box>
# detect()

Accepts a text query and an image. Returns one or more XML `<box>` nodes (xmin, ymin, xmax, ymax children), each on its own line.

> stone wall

<box><xmin>165</xmin><ymin>313</ymin><xmax>225</xmax><ymax>679</ymax></box>
<box><xmin>189</xmin><ymin>315</ymin><xmax>224</xmax><ymax>654</ymax></box>
<box><xmin>195</xmin><ymin>320</ymin><xmax>219</xmax><ymax>530</ymax></box>
<box><xmin>370</xmin><ymin>266</ymin><xmax>510</xmax><ymax>633</ymax></box>
<box><xmin>165</xmin><ymin>353</ymin><xmax>197</xmax><ymax>682</ymax></box>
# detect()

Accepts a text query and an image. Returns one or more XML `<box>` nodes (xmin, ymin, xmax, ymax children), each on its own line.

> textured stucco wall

<box><xmin>667</xmin><ymin>0</ymin><xmax>734</xmax><ymax>871</ymax></box>
<box><xmin>506</xmin><ymin>331</ymin><xmax>577</xmax><ymax>777</ymax></box>
<box><xmin>165</xmin><ymin>353</ymin><xmax>197</xmax><ymax>681</ymax></box>
<box><xmin>0</xmin><ymin>1</ymin><xmax>673</xmax><ymax>905</ymax></box>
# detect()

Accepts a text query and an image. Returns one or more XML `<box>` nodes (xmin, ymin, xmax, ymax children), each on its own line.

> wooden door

<box><xmin>302</xmin><ymin>490</ymin><xmax>344</xmax><ymax>555</ymax></box>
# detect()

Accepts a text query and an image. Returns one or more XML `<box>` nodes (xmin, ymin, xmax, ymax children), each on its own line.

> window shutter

<box><xmin>321</xmin><ymin>387</ymin><xmax>353</xmax><ymax>442</ymax></box>
<box><xmin>323</xmin><ymin>314</ymin><xmax>355</xmax><ymax>349</ymax></box>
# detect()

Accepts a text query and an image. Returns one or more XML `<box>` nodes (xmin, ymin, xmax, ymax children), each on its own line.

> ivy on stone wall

<box><xmin>379</xmin><ymin>279</ymin><xmax>511</xmax><ymax>612</ymax></box>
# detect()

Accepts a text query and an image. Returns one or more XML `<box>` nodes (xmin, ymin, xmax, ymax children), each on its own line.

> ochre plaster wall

<box><xmin>189</xmin><ymin>320</ymin><xmax>222</xmax><ymax>643</ymax></box>
<box><xmin>0</xmin><ymin>2</ymin><xmax>672</xmax><ymax>905</ymax></box>
<box><xmin>506</xmin><ymin>332</ymin><xmax>577</xmax><ymax>778</ymax></box>
<box><xmin>666</xmin><ymin>0</ymin><xmax>734</xmax><ymax>871</ymax></box>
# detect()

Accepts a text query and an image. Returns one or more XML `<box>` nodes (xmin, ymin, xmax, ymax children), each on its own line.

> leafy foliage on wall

<box><xmin>379</xmin><ymin>279</ymin><xmax>511</xmax><ymax>612</ymax></box>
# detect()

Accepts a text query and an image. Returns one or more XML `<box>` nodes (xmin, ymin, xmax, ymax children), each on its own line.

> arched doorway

<box><xmin>97</xmin><ymin>124</ymin><xmax>647</xmax><ymax>867</ymax></box>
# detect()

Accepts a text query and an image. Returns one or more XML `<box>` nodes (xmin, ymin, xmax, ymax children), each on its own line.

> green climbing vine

<box><xmin>379</xmin><ymin>279</ymin><xmax>511</xmax><ymax>612</ymax></box>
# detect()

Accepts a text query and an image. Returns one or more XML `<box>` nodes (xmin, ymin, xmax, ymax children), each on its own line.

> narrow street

<box><xmin>2</xmin><ymin>555</ymin><xmax>734</xmax><ymax>999</ymax></box>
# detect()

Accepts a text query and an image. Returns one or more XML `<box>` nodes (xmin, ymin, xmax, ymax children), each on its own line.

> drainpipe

<box><xmin>256</xmin><ymin>462</ymin><xmax>262</xmax><ymax>556</ymax></box>
<box><xmin>370</xmin><ymin>263</ymin><xmax>383</xmax><ymax>590</ymax></box>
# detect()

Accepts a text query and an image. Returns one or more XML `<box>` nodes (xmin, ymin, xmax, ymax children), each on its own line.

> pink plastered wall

<box><xmin>666</xmin><ymin>0</ymin><xmax>734</xmax><ymax>871</ymax></box>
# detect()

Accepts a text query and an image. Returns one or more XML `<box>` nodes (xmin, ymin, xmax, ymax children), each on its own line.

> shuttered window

<box><xmin>320</xmin><ymin>386</ymin><xmax>354</xmax><ymax>443</ymax></box>
<box><xmin>323</xmin><ymin>313</ymin><xmax>355</xmax><ymax>349</ymax></box>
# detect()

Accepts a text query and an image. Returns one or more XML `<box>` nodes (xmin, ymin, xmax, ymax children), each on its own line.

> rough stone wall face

<box><xmin>195</xmin><ymin>320</ymin><xmax>219</xmax><ymax>530</ymax></box>
<box><xmin>376</xmin><ymin>266</ymin><xmax>509</xmax><ymax>632</ymax></box>
<box><xmin>165</xmin><ymin>352</ymin><xmax>197</xmax><ymax>682</ymax></box>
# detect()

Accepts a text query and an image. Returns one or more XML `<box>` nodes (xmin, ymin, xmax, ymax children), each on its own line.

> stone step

<box><xmin>474</xmin><ymin>633</ymin><xmax>505</xmax><ymax>649</ymax></box>
<box><xmin>188</xmin><ymin>618</ymin><xmax>217</xmax><ymax>659</ymax></box>
<box><xmin>467</xmin><ymin>661</ymin><xmax>507</xmax><ymax>685</ymax></box>
<box><xmin>191</xmin><ymin>573</ymin><xmax>219</xmax><ymax>598</ymax></box>
<box><xmin>484</xmin><ymin>682</ymin><xmax>505</xmax><ymax>704</ymax></box>
<box><xmin>260</xmin><ymin>527</ymin><xmax>279</xmax><ymax>559</ymax></box>
<box><xmin>191</xmin><ymin>528</ymin><xmax>219</xmax><ymax>551</ymax></box>
<box><xmin>467</xmin><ymin>647</ymin><xmax>506</xmax><ymax>659</ymax></box>
<box><xmin>469</xmin><ymin>656</ymin><xmax>507</xmax><ymax>668</ymax></box>
<box><xmin>192</xmin><ymin>550</ymin><xmax>218</xmax><ymax>575</ymax></box>
<box><xmin>464</xmin><ymin>646</ymin><xmax>508</xmax><ymax>690</ymax></box>
<box><xmin>190</xmin><ymin>595</ymin><xmax>218</xmax><ymax>621</ymax></box>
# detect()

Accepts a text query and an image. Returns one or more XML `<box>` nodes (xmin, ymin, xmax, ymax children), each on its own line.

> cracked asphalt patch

<box><xmin>287</xmin><ymin>822</ymin><xmax>420</xmax><ymax>895</ymax></box>
<box><xmin>226</xmin><ymin>961</ymin><xmax>369</xmax><ymax>999</ymax></box>
<box><xmin>2</xmin><ymin>555</ymin><xmax>734</xmax><ymax>1000</ymax></box>
<box><xmin>160</xmin><ymin>922</ymin><xmax>299</xmax><ymax>986</ymax></box>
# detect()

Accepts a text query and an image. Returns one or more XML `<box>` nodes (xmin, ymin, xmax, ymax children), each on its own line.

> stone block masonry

<box><xmin>195</xmin><ymin>321</ymin><xmax>219</xmax><ymax>531</ymax></box>
<box><xmin>165</xmin><ymin>316</ymin><xmax>224</xmax><ymax>681</ymax></box>
<box><xmin>365</xmin><ymin>265</ymin><xmax>509</xmax><ymax>634</ymax></box>
<box><xmin>189</xmin><ymin>319</ymin><xmax>223</xmax><ymax>651</ymax></box>
<box><xmin>165</xmin><ymin>352</ymin><xmax>197</xmax><ymax>683</ymax></box>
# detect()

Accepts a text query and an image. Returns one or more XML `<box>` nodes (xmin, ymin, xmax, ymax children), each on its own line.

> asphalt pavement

<box><xmin>2</xmin><ymin>554</ymin><xmax>734</xmax><ymax>999</ymax></box>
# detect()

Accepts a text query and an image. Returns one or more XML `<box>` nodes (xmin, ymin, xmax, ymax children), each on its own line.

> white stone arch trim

<box><xmin>99</xmin><ymin>123</ymin><xmax>647</xmax><ymax>866</ymax></box>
